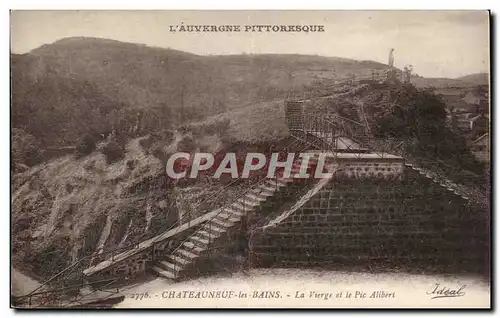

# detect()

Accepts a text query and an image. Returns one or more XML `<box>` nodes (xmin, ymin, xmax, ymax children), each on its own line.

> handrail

<box><xmin>302</xmin><ymin>113</ymin><xmax>362</xmax><ymax>152</ymax></box>
<box><xmin>60</xmin><ymin>278</ymin><xmax>119</xmax><ymax>308</ymax></box>
<box><xmin>23</xmin><ymin>160</ymin><xmax>247</xmax><ymax>297</ymax></box>
<box><xmin>16</xmin><ymin>277</ymin><xmax>119</xmax><ymax>308</ymax></box>
<box><xmin>85</xmin><ymin>137</ymin><xmax>308</xmax><ymax>275</ymax></box>
<box><xmin>17</xmin><ymin>277</ymin><xmax>118</xmax><ymax>299</ymax></box>
<box><xmin>106</xmin><ymin>138</ymin><xmax>298</xmax><ymax>260</ymax></box>
<box><xmin>21</xmin><ymin>95</ymin><xmax>311</xmax><ymax>293</ymax></box>
<box><xmin>168</xmin><ymin>138</ymin><xmax>317</xmax><ymax>278</ymax></box>
<box><xmin>334</xmin><ymin>114</ymin><xmax>365</xmax><ymax>127</ymax></box>
<box><xmin>23</xmin><ymin>254</ymin><xmax>92</xmax><ymax>298</ymax></box>
<box><xmin>89</xmin><ymin>170</ymin><xmax>246</xmax><ymax>265</ymax></box>
<box><xmin>310</xmin><ymin>112</ymin><xmax>487</xmax><ymax>206</ymax></box>
<box><xmin>293</xmin><ymin>79</ymin><xmax>488</xmax><ymax>207</ymax></box>
<box><xmin>153</xmin><ymin>177</ymin><xmax>242</xmax><ymax>237</ymax></box>
<box><xmin>302</xmin><ymin>112</ymin><xmax>402</xmax><ymax>162</ymax></box>
<box><xmin>84</xmin><ymin>132</ymin><xmax>299</xmax><ymax>272</ymax></box>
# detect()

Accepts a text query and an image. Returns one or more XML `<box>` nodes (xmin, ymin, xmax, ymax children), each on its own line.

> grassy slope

<box><xmin>411</xmin><ymin>72</ymin><xmax>488</xmax><ymax>89</ymax></box>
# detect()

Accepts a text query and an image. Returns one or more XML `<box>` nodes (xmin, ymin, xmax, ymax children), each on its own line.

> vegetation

<box><xmin>11</xmin><ymin>128</ymin><xmax>42</xmax><ymax>170</ymax></box>
<box><xmin>11</xmin><ymin>37</ymin><xmax>489</xmax><ymax>280</ymax></box>
<box><xmin>11</xmin><ymin>37</ymin><xmax>391</xmax><ymax>167</ymax></box>
<box><xmin>76</xmin><ymin>134</ymin><xmax>98</xmax><ymax>157</ymax></box>
<box><xmin>374</xmin><ymin>83</ymin><xmax>485</xmax><ymax>175</ymax></box>
<box><xmin>101</xmin><ymin>139</ymin><xmax>126</xmax><ymax>164</ymax></box>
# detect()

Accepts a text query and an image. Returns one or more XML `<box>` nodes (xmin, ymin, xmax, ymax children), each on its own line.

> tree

<box><xmin>375</xmin><ymin>84</ymin><xmax>446</xmax><ymax>140</ymax></box>
<box><xmin>374</xmin><ymin>84</ymin><xmax>484</xmax><ymax>175</ymax></box>
<box><xmin>11</xmin><ymin>128</ymin><xmax>42</xmax><ymax>168</ymax></box>
<box><xmin>76</xmin><ymin>134</ymin><xmax>98</xmax><ymax>157</ymax></box>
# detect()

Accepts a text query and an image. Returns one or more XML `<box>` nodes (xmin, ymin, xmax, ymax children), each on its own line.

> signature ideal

<box><xmin>427</xmin><ymin>283</ymin><xmax>466</xmax><ymax>299</ymax></box>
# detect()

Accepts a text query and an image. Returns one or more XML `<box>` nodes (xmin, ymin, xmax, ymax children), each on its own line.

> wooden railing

<box><xmin>14</xmin><ymin>277</ymin><xmax>119</xmax><ymax>308</ymax></box>
<box><xmin>167</xmin><ymin>138</ymin><xmax>320</xmax><ymax>278</ymax></box>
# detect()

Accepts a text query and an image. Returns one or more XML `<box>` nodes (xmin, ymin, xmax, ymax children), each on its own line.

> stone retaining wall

<box><xmin>249</xmin><ymin>168</ymin><xmax>489</xmax><ymax>274</ymax></box>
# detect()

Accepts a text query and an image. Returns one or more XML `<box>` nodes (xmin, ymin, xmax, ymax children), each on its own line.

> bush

<box><xmin>373</xmin><ymin>84</ymin><xmax>485</xmax><ymax>177</ymax></box>
<box><xmin>11</xmin><ymin>128</ymin><xmax>42</xmax><ymax>168</ymax></box>
<box><xmin>76</xmin><ymin>134</ymin><xmax>99</xmax><ymax>157</ymax></box>
<box><xmin>101</xmin><ymin>139</ymin><xmax>126</xmax><ymax>164</ymax></box>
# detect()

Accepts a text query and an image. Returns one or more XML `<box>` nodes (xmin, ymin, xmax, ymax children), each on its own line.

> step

<box><xmin>235</xmin><ymin>198</ymin><xmax>260</xmax><ymax>209</ymax></box>
<box><xmin>182</xmin><ymin>241</ymin><xmax>206</xmax><ymax>253</ymax></box>
<box><xmin>237</xmin><ymin>195</ymin><xmax>261</xmax><ymax>206</ymax></box>
<box><xmin>218</xmin><ymin>214</ymin><xmax>241</xmax><ymax>223</ymax></box>
<box><xmin>265</xmin><ymin>179</ymin><xmax>286</xmax><ymax>187</ymax></box>
<box><xmin>167</xmin><ymin>254</ymin><xmax>192</xmax><ymax>266</ymax></box>
<box><xmin>189</xmin><ymin>235</ymin><xmax>210</xmax><ymax>246</ymax></box>
<box><xmin>218</xmin><ymin>211</ymin><xmax>242</xmax><ymax>221</ymax></box>
<box><xmin>152</xmin><ymin>266</ymin><xmax>177</xmax><ymax>279</ymax></box>
<box><xmin>158</xmin><ymin>260</ymin><xmax>180</xmax><ymax>272</ymax></box>
<box><xmin>203</xmin><ymin>223</ymin><xmax>227</xmax><ymax>233</ymax></box>
<box><xmin>255</xmin><ymin>184</ymin><xmax>278</xmax><ymax>194</ymax></box>
<box><xmin>245</xmin><ymin>193</ymin><xmax>268</xmax><ymax>202</ymax></box>
<box><xmin>197</xmin><ymin>230</ymin><xmax>222</xmax><ymax>239</ymax></box>
<box><xmin>211</xmin><ymin>217</ymin><xmax>235</xmax><ymax>228</ymax></box>
<box><xmin>232</xmin><ymin>202</ymin><xmax>254</xmax><ymax>212</ymax></box>
<box><xmin>222</xmin><ymin>207</ymin><xmax>245</xmax><ymax>216</ymax></box>
<box><xmin>175</xmin><ymin>248</ymin><xmax>199</xmax><ymax>260</ymax></box>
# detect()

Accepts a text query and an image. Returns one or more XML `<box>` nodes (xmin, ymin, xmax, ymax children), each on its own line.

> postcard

<box><xmin>10</xmin><ymin>10</ymin><xmax>491</xmax><ymax>309</ymax></box>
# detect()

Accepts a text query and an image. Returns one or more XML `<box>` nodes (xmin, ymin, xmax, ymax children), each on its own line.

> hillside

<box><xmin>456</xmin><ymin>72</ymin><xmax>489</xmax><ymax>85</ymax></box>
<box><xmin>411</xmin><ymin>72</ymin><xmax>489</xmax><ymax>89</ymax></box>
<box><xmin>11</xmin><ymin>37</ymin><xmax>389</xmax><ymax>150</ymax></box>
<box><xmin>11</xmin><ymin>37</ymin><xmax>490</xmax><ymax>282</ymax></box>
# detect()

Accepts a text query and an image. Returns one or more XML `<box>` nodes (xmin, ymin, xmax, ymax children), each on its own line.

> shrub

<box><xmin>373</xmin><ymin>84</ymin><xmax>485</xmax><ymax>177</ymax></box>
<box><xmin>101</xmin><ymin>139</ymin><xmax>126</xmax><ymax>164</ymax></box>
<box><xmin>76</xmin><ymin>134</ymin><xmax>98</xmax><ymax>157</ymax></box>
<box><xmin>11</xmin><ymin>128</ymin><xmax>42</xmax><ymax>167</ymax></box>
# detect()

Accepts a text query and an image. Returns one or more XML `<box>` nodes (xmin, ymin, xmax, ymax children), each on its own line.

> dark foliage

<box><xmin>374</xmin><ymin>84</ymin><xmax>485</xmax><ymax>175</ymax></box>
<box><xmin>76</xmin><ymin>134</ymin><xmax>99</xmax><ymax>157</ymax></box>
<box><xmin>101</xmin><ymin>139</ymin><xmax>126</xmax><ymax>164</ymax></box>
<box><xmin>11</xmin><ymin>128</ymin><xmax>43</xmax><ymax>169</ymax></box>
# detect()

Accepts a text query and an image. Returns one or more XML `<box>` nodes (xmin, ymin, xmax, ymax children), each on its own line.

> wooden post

<box><xmin>152</xmin><ymin>242</ymin><xmax>155</xmax><ymax>262</ymax></box>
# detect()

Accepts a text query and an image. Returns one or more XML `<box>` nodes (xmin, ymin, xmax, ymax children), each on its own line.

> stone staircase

<box><xmin>152</xmin><ymin>154</ymin><xmax>320</xmax><ymax>280</ymax></box>
<box><xmin>405</xmin><ymin>162</ymin><xmax>472</xmax><ymax>202</ymax></box>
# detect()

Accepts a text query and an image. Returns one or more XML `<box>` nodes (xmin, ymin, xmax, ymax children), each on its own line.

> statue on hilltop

<box><xmin>388</xmin><ymin>48</ymin><xmax>395</xmax><ymax>70</ymax></box>
<box><xmin>385</xmin><ymin>48</ymin><xmax>397</xmax><ymax>83</ymax></box>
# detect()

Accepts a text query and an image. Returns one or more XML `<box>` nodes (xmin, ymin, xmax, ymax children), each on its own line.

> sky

<box><xmin>10</xmin><ymin>10</ymin><xmax>490</xmax><ymax>78</ymax></box>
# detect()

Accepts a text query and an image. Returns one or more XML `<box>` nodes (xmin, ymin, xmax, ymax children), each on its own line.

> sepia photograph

<box><xmin>9</xmin><ymin>10</ymin><xmax>491</xmax><ymax>309</ymax></box>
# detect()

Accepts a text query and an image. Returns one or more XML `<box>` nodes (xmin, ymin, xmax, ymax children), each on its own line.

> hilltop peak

<box><xmin>30</xmin><ymin>36</ymin><xmax>199</xmax><ymax>59</ymax></box>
